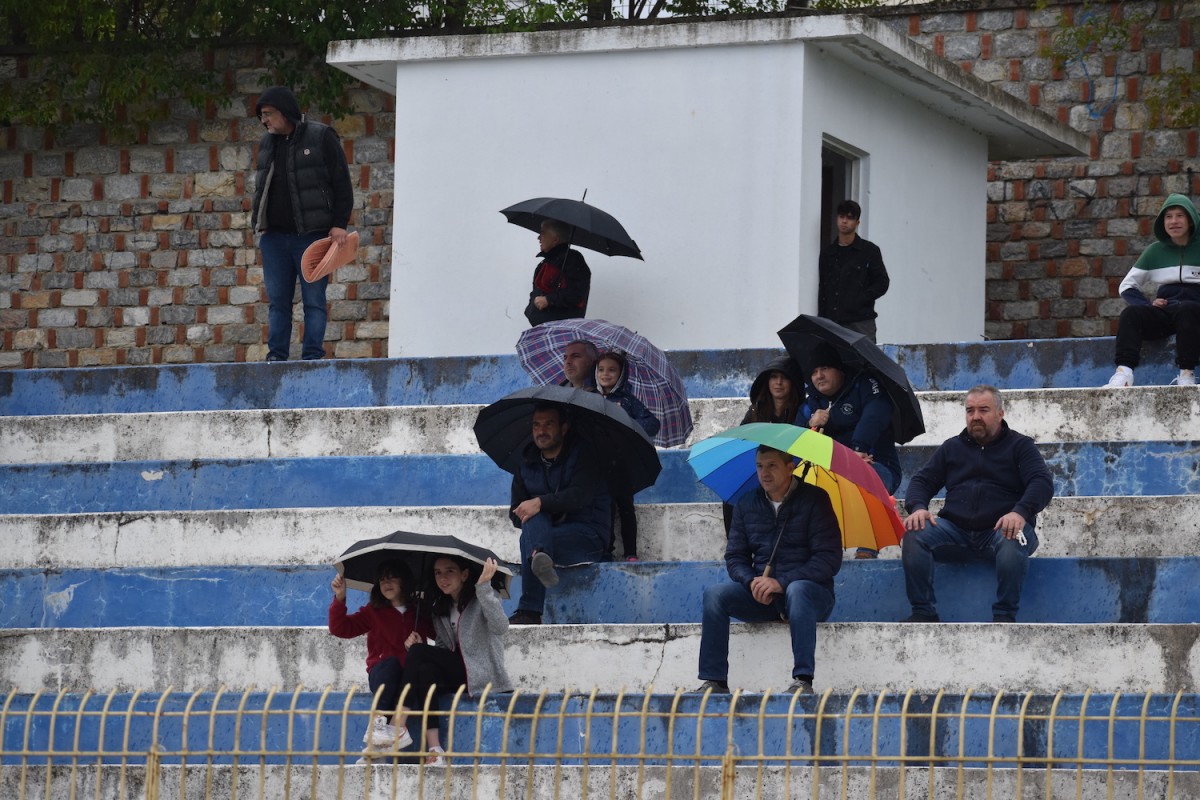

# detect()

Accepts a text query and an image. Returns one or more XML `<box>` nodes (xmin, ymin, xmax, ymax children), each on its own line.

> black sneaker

<box><xmin>900</xmin><ymin>612</ymin><xmax>940</xmax><ymax>623</ymax></box>
<box><xmin>992</xmin><ymin>614</ymin><xmax>1016</xmax><ymax>623</ymax></box>
<box><xmin>693</xmin><ymin>680</ymin><xmax>730</xmax><ymax>694</ymax></box>
<box><xmin>508</xmin><ymin>609</ymin><xmax>542</xmax><ymax>625</ymax></box>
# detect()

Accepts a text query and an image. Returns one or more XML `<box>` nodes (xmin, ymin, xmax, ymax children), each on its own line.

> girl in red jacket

<box><xmin>328</xmin><ymin>561</ymin><xmax>434</xmax><ymax>755</ymax></box>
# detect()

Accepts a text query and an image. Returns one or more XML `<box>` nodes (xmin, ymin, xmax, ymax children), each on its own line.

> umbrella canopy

<box><xmin>474</xmin><ymin>385</ymin><xmax>662</xmax><ymax>495</ymax></box>
<box><xmin>515</xmin><ymin>319</ymin><xmax>693</xmax><ymax>447</ymax></box>
<box><xmin>687</xmin><ymin>423</ymin><xmax>904</xmax><ymax>551</ymax></box>
<box><xmin>334</xmin><ymin>529</ymin><xmax>513</xmax><ymax>598</ymax></box>
<box><xmin>777</xmin><ymin>314</ymin><xmax>926</xmax><ymax>444</ymax></box>
<box><xmin>501</xmin><ymin>197</ymin><xmax>643</xmax><ymax>260</ymax></box>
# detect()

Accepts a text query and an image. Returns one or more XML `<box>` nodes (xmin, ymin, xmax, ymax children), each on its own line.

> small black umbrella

<box><xmin>473</xmin><ymin>385</ymin><xmax>662</xmax><ymax>495</ymax></box>
<box><xmin>777</xmin><ymin>314</ymin><xmax>926</xmax><ymax>445</ymax></box>
<box><xmin>500</xmin><ymin>196</ymin><xmax>643</xmax><ymax>260</ymax></box>
<box><xmin>335</xmin><ymin>530</ymin><xmax>513</xmax><ymax>599</ymax></box>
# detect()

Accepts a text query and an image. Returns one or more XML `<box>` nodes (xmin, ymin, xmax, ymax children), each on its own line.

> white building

<box><xmin>328</xmin><ymin>14</ymin><xmax>1086</xmax><ymax>357</ymax></box>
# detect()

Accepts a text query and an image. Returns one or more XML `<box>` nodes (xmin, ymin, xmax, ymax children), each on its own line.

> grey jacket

<box><xmin>432</xmin><ymin>583</ymin><xmax>512</xmax><ymax>696</ymax></box>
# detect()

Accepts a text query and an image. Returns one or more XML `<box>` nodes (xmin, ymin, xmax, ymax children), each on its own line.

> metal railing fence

<box><xmin>3</xmin><ymin>685</ymin><xmax>1200</xmax><ymax>799</ymax></box>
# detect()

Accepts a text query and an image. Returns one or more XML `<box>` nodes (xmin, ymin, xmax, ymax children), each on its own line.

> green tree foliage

<box><xmin>0</xmin><ymin>0</ymin><xmax>591</xmax><ymax>128</ymax></box>
<box><xmin>1039</xmin><ymin>0</ymin><xmax>1198</xmax><ymax>127</ymax></box>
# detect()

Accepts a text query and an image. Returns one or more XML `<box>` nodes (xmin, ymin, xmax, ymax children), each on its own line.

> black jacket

<box><xmin>726</xmin><ymin>480</ymin><xmax>843</xmax><ymax>596</ymax></box>
<box><xmin>526</xmin><ymin>243</ymin><xmax>591</xmax><ymax>326</ymax></box>
<box><xmin>251</xmin><ymin>86</ymin><xmax>353</xmax><ymax>235</ymax></box>
<box><xmin>905</xmin><ymin>421</ymin><xmax>1054</xmax><ymax>531</ymax></box>
<box><xmin>817</xmin><ymin>235</ymin><xmax>889</xmax><ymax>323</ymax></box>
<box><xmin>509</xmin><ymin>437</ymin><xmax>611</xmax><ymax>536</ymax></box>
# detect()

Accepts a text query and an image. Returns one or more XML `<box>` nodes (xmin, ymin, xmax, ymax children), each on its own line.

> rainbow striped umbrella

<box><xmin>688</xmin><ymin>422</ymin><xmax>904</xmax><ymax>551</ymax></box>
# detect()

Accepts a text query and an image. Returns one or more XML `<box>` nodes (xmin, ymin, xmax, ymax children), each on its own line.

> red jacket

<box><xmin>328</xmin><ymin>599</ymin><xmax>435</xmax><ymax>674</ymax></box>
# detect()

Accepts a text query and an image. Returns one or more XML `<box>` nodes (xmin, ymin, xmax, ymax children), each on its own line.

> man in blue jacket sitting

<box><xmin>901</xmin><ymin>385</ymin><xmax>1054</xmax><ymax>623</ymax></box>
<box><xmin>694</xmin><ymin>446</ymin><xmax>843</xmax><ymax>695</ymax></box>
<box><xmin>508</xmin><ymin>402</ymin><xmax>612</xmax><ymax>625</ymax></box>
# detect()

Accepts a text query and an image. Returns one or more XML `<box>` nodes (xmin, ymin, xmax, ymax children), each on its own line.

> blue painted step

<box><xmin>0</xmin><ymin>441</ymin><xmax>1194</xmax><ymax>515</ymax></box>
<box><xmin>0</xmin><ymin>339</ymin><xmax>1176</xmax><ymax>416</ymax></box>
<box><xmin>4</xmin><ymin>691</ymin><xmax>1198</xmax><ymax>768</ymax></box>
<box><xmin>5</xmin><ymin>559</ymin><xmax>1198</xmax><ymax>628</ymax></box>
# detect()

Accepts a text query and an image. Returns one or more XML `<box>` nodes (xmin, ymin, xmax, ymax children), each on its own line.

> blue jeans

<box><xmin>698</xmin><ymin>579</ymin><xmax>835</xmax><ymax>683</ymax></box>
<box><xmin>260</xmin><ymin>231</ymin><xmax>328</xmax><ymax>360</ymax></box>
<box><xmin>368</xmin><ymin>656</ymin><xmax>405</xmax><ymax>718</ymax></box>
<box><xmin>901</xmin><ymin>516</ymin><xmax>1039</xmax><ymax>620</ymax></box>
<box><xmin>517</xmin><ymin>513</ymin><xmax>609</xmax><ymax>614</ymax></box>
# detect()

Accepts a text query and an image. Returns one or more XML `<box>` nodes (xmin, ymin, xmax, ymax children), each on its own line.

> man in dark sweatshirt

<box><xmin>251</xmin><ymin>86</ymin><xmax>353</xmax><ymax>361</ymax></box>
<box><xmin>900</xmin><ymin>385</ymin><xmax>1053</xmax><ymax>623</ymax></box>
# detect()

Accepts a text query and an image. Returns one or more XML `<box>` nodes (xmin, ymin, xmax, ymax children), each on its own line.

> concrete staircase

<box><xmin>2</xmin><ymin>337</ymin><xmax>1199</xmax><ymax>779</ymax></box>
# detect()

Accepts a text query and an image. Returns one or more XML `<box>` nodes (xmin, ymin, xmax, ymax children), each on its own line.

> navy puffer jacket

<box><xmin>726</xmin><ymin>480</ymin><xmax>843</xmax><ymax>596</ymax></box>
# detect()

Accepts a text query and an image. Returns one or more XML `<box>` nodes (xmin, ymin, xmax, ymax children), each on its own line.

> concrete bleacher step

<box><xmin>5</xmin><ymin>558</ymin><xmax>1198</xmax><ymax>628</ymax></box>
<box><xmin>3</xmin><ymin>387</ymin><xmax>1198</xmax><ymax>465</ymax></box>
<box><xmin>3</xmin><ymin>765</ymin><xmax>1197</xmax><ymax>800</ymax></box>
<box><xmin>0</xmin><ymin>439</ymin><xmax>1194</xmax><ymax>517</ymax></box>
<box><xmin>0</xmin><ymin>337</ymin><xmax>1178</xmax><ymax>416</ymax></box>
<box><xmin>5</xmin><ymin>495</ymin><xmax>1195</xmax><ymax>570</ymax></box>
<box><xmin>6</xmin><ymin>623</ymin><xmax>1199</xmax><ymax>694</ymax></box>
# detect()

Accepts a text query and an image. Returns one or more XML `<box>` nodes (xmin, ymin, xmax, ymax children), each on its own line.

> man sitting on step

<box><xmin>507</xmin><ymin>402</ymin><xmax>612</xmax><ymax>625</ymax></box>
<box><xmin>900</xmin><ymin>384</ymin><xmax>1054</xmax><ymax>624</ymax></box>
<box><xmin>694</xmin><ymin>445</ymin><xmax>842</xmax><ymax>696</ymax></box>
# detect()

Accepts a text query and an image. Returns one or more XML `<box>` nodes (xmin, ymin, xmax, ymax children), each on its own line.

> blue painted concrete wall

<box><xmin>4</xmin><ymin>691</ymin><xmax>1199</xmax><ymax>768</ymax></box>
<box><xmin>5</xmin><ymin>558</ymin><xmax>1199</xmax><ymax>628</ymax></box>
<box><xmin>1</xmin><ymin>441</ymin><xmax>1194</xmax><ymax>515</ymax></box>
<box><xmin>0</xmin><ymin>338</ymin><xmax>1176</xmax><ymax>416</ymax></box>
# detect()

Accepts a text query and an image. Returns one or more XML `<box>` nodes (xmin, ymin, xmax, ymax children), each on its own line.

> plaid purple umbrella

<box><xmin>515</xmin><ymin>319</ymin><xmax>693</xmax><ymax>447</ymax></box>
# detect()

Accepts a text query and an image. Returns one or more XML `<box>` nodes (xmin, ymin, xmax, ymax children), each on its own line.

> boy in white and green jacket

<box><xmin>1107</xmin><ymin>193</ymin><xmax>1200</xmax><ymax>387</ymax></box>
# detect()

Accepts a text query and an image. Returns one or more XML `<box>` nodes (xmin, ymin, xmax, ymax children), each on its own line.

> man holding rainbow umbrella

<box><xmin>687</xmin><ymin>422</ymin><xmax>905</xmax><ymax>695</ymax></box>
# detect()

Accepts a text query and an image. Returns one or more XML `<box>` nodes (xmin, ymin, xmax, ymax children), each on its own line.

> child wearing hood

<box><xmin>595</xmin><ymin>351</ymin><xmax>660</xmax><ymax>560</ymax></box>
<box><xmin>1106</xmin><ymin>193</ymin><xmax>1200</xmax><ymax>387</ymax></box>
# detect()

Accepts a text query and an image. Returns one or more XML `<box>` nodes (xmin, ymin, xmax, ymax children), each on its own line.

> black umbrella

<box><xmin>777</xmin><ymin>314</ymin><xmax>926</xmax><ymax>445</ymax></box>
<box><xmin>473</xmin><ymin>385</ymin><xmax>662</xmax><ymax>495</ymax></box>
<box><xmin>335</xmin><ymin>530</ymin><xmax>513</xmax><ymax>599</ymax></box>
<box><xmin>500</xmin><ymin>197</ymin><xmax>643</xmax><ymax>260</ymax></box>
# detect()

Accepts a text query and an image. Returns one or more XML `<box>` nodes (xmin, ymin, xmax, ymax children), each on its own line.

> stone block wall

<box><xmin>1</xmin><ymin>2</ymin><xmax>1197</xmax><ymax>368</ymax></box>
<box><xmin>876</xmin><ymin>0</ymin><xmax>1199</xmax><ymax>339</ymax></box>
<box><xmin>0</xmin><ymin>47</ymin><xmax>395</xmax><ymax>368</ymax></box>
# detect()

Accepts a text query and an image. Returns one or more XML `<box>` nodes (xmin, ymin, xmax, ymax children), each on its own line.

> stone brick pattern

<box><xmin>2</xmin><ymin>5</ymin><xmax>1198</xmax><ymax>369</ymax></box>
<box><xmin>878</xmin><ymin>0</ymin><xmax>1200</xmax><ymax>340</ymax></box>
<box><xmin>0</xmin><ymin>47</ymin><xmax>394</xmax><ymax>368</ymax></box>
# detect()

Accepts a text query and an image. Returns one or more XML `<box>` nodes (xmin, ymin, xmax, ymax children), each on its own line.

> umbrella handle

<box><xmin>762</xmin><ymin>565</ymin><xmax>773</xmax><ymax>579</ymax></box>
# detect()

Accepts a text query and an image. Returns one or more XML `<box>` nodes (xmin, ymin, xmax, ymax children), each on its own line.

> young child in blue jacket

<box><xmin>595</xmin><ymin>351</ymin><xmax>661</xmax><ymax>560</ymax></box>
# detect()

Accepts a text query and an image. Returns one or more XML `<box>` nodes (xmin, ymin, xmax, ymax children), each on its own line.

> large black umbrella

<box><xmin>500</xmin><ymin>197</ymin><xmax>643</xmax><ymax>260</ymax></box>
<box><xmin>474</xmin><ymin>385</ymin><xmax>662</xmax><ymax>494</ymax></box>
<box><xmin>777</xmin><ymin>314</ymin><xmax>926</xmax><ymax>445</ymax></box>
<box><xmin>335</xmin><ymin>530</ymin><xmax>513</xmax><ymax>598</ymax></box>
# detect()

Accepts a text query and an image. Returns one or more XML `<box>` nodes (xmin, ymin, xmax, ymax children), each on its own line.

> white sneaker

<box><xmin>1104</xmin><ymin>367</ymin><xmax>1133</xmax><ymax>388</ymax></box>
<box><xmin>367</xmin><ymin>716</ymin><xmax>413</xmax><ymax>749</ymax></box>
<box><xmin>1172</xmin><ymin>369</ymin><xmax>1196</xmax><ymax>386</ymax></box>
<box><xmin>427</xmin><ymin>745</ymin><xmax>446</xmax><ymax>766</ymax></box>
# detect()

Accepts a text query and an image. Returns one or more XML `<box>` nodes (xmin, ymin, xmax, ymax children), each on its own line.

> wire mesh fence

<box><xmin>3</xmin><ymin>685</ymin><xmax>1200</xmax><ymax>799</ymax></box>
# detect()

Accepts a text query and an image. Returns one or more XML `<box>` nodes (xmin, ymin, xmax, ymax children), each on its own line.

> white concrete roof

<box><xmin>327</xmin><ymin>14</ymin><xmax>1088</xmax><ymax>160</ymax></box>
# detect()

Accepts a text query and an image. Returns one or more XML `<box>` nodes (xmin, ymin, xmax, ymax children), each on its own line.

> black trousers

<box><xmin>403</xmin><ymin>643</ymin><xmax>467</xmax><ymax>729</ymax></box>
<box><xmin>1114</xmin><ymin>301</ymin><xmax>1200</xmax><ymax>370</ymax></box>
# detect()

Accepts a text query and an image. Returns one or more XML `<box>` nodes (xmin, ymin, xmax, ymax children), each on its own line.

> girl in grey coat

<box><xmin>400</xmin><ymin>556</ymin><xmax>512</xmax><ymax>764</ymax></box>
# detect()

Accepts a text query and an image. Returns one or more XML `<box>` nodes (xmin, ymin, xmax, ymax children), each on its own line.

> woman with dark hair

<box><xmin>722</xmin><ymin>355</ymin><xmax>804</xmax><ymax>534</ymax></box>
<box><xmin>397</xmin><ymin>555</ymin><xmax>511</xmax><ymax>765</ymax></box>
<box><xmin>744</xmin><ymin>355</ymin><xmax>803</xmax><ymax>425</ymax></box>
<box><xmin>328</xmin><ymin>560</ymin><xmax>433</xmax><ymax>756</ymax></box>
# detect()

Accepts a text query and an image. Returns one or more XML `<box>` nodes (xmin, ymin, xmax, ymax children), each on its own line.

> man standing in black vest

<box><xmin>252</xmin><ymin>86</ymin><xmax>354</xmax><ymax>361</ymax></box>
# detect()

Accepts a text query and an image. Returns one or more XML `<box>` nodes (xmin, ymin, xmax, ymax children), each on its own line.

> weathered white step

<box><xmin>5</xmin><ymin>622</ymin><xmax>1194</xmax><ymax>695</ymax></box>
<box><xmin>3</xmin><ymin>388</ymin><xmax>1197</xmax><ymax>465</ymax></box>
<box><xmin>3</xmin><ymin>495</ymin><xmax>1195</xmax><ymax>571</ymax></box>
